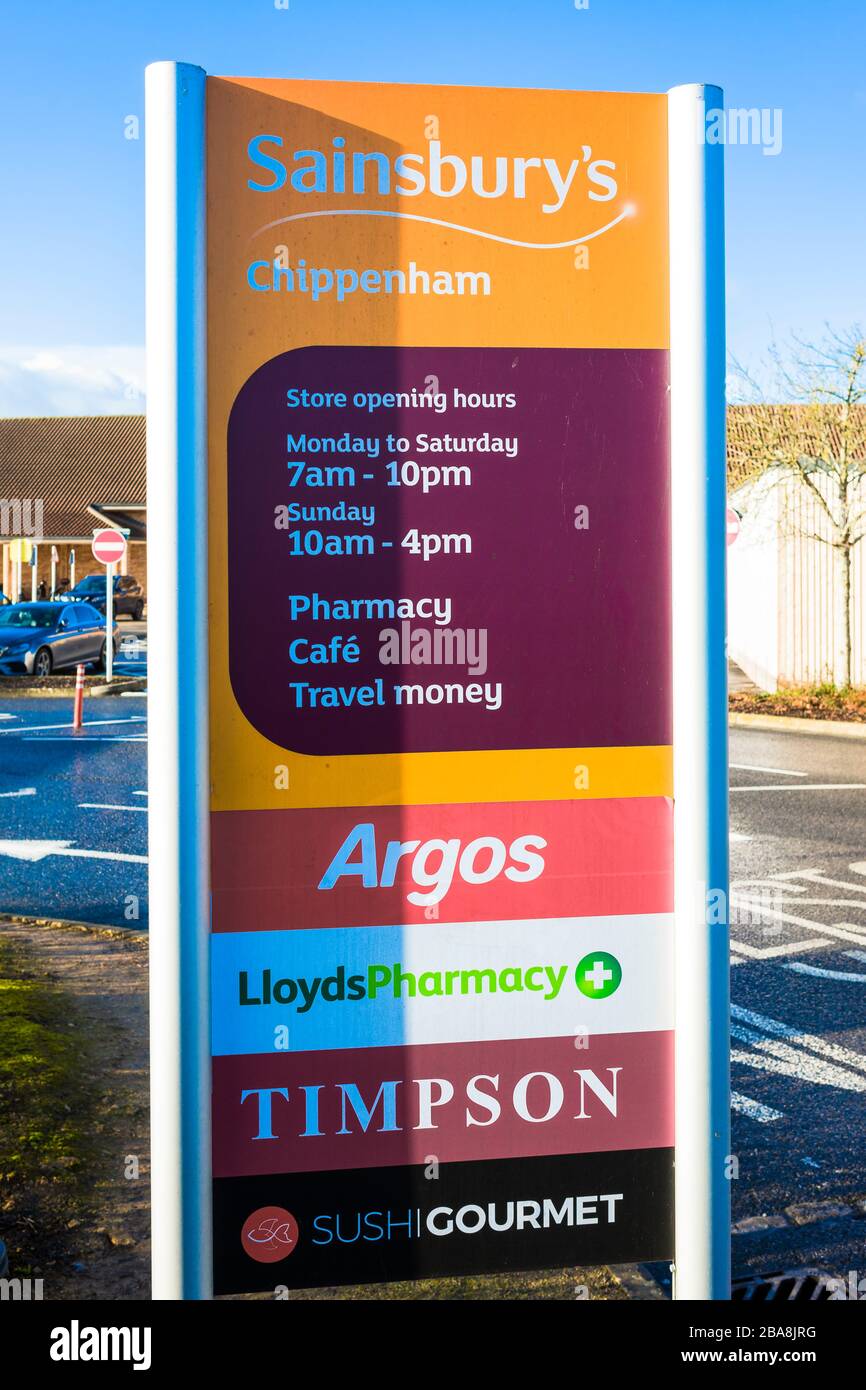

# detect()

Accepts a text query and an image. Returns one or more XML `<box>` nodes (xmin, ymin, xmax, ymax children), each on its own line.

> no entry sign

<box><xmin>146</xmin><ymin>67</ymin><xmax>729</xmax><ymax>1301</ymax></box>
<box><xmin>91</xmin><ymin>528</ymin><xmax>126</xmax><ymax>566</ymax></box>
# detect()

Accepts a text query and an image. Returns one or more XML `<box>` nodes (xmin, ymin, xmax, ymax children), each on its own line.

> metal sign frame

<box><xmin>145</xmin><ymin>62</ymin><xmax>729</xmax><ymax>1301</ymax></box>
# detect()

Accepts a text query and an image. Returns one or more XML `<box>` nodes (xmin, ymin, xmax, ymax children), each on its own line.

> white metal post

<box><xmin>145</xmin><ymin>60</ymin><xmax>211</xmax><ymax>1300</ymax></box>
<box><xmin>69</xmin><ymin>548</ymin><xmax>75</xmax><ymax>591</ymax></box>
<box><xmin>30</xmin><ymin>545</ymin><xmax>37</xmax><ymax>601</ymax></box>
<box><xmin>668</xmin><ymin>83</ymin><xmax>730</xmax><ymax>1300</ymax></box>
<box><xmin>105</xmin><ymin>561</ymin><xmax>114</xmax><ymax>682</ymax></box>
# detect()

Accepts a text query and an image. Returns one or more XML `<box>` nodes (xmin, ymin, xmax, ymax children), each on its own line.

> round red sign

<box><xmin>91</xmin><ymin>528</ymin><xmax>127</xmax><ymax>566</ymax></box>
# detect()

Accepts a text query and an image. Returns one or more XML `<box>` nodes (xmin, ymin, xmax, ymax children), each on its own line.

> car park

<box><xmin>0</xmin><ymin>601</ymin><xmax>118</xmax><ymax>676</ymax></box>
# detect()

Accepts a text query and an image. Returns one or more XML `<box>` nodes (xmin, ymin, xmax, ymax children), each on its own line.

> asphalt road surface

<box><xmin>729</xmin><ymin>726</ymin><xmax>866</xmax><ymax>1289</ymax></box>
<box><xmin>0</xmin><ymin>695</ymin><xmax>148</xmax><ymax>928</ymax></box>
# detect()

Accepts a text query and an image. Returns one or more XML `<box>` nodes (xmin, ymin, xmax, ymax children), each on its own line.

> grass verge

<box><xmin>0</xmin><ymin>936</ymin><xmax>100</xmax><ymax>1279</ymax></box>
<box><xmin>729</xmin><ymin>684</ymin><xmax>866</xmax><ymax>722</ymax></box>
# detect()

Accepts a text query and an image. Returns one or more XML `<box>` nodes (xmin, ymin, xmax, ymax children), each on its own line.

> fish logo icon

<box><xmin>241</xmin><ymin>1206</ymin><xmax>299</xmax><ymax>1263</ymax></box>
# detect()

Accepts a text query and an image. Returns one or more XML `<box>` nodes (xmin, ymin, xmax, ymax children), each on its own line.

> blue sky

<box><xmin>1</xmin><ymin>0</ymin><xmax>863</xmax><ymax>413</ymax></box>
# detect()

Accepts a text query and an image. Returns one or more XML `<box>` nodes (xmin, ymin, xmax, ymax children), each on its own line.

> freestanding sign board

<box><xmin>146</xmin><ymin>67</ymin><xmax>729</xmax><ymax>1299</ymax></box>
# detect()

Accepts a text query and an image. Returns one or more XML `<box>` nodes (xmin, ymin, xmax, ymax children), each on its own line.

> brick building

<box><xmin>0</xmin><ymin>416</ymin><xmax>145</xmax><ymax>602</ymax></box>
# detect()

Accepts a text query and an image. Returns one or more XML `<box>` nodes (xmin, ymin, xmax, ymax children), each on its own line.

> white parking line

<box><xmin>786</xmin><ymin>870</ymin><xmax>866</xmax><ymax>895</ymax></box>
<box><xmin>741</xmin><ymin>896</ymin><xmax>866</xmax><ymax>910</ymax></box>
<box><xmin>843</xmin><ymin>950</ymin><xmax>866</xmax><ymax>964</ymax></box>
<box><xmin>78</xmin><ymin>803</ymin><xmax>148</xmax><ymax>813</ymax></box>
<box><xmin>22</xmin><ymin>735</ymin><xmax>147</xmax><ymax>742</ymax></box>
<box><xmin>0</xmin><ymin>838</ymin><xmax>147</xmax><ymax>865</ymax></box>
<box><xmin>785</xmin><ymin>961</ymin><xmax>866</xmax><ymax>983</ymax></box>
<box><xmin>732</xmin><ymin>1003</ymin><xmax>866</xmax><ymax>1075</ymax></box>
<box><xmin>733</xmin><ymin>1045</ymin><xmax>866</xmax><ymax>1089</ymax></box>
<box><xmin>0</xmin><ymin>787</ymin><xmax>36</xmax><ymax>798</ymax></box>
<box><xmin>731</xmin><ymin>1029</ymin><xmax>866</xmax><ymax>1092</ymax></box>
<box><xmin>731</xmin><ymin>1093</ymin><xmax>783</xmax><ymax>1123</ymax></box>
<box><xmin>731</xmin><ymin>763</ymin><xmax>807</xmax><ymax>777</ymax></box>
<box><xmin>730</xmin><ymin>937</ymin><xmax>831</xmax><ymax>960</ymax></box>
<box><xmin>0</xmin><ymin>717</ymin><xmax>146</xmax><ymax>734</ymax></box>
<box><xmin>731</xmin><ymin>783</ymin><xmax>866</xmax><ymax>793</ymax></box>
<box><xmin>730</xmin><ymin>896</ymin><xmax>866</xmax><ymax>947</ymax></box>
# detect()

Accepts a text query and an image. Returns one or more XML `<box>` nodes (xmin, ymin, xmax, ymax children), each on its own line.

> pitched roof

<box><xmin>0</xmin><ymin>415</ymin><xmax>145</xmax><ymax>539</ymax></box>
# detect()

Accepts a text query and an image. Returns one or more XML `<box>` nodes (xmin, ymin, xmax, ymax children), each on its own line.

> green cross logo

<box><xmin>575</xmin><ymin>951</ymin><xmax>622</xmax><ymax>999</ymax></box>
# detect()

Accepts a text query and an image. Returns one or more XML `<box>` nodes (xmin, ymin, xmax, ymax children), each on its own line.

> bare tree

<box><xmin>729</xmin><ymin>330</ymin><xmax>866</xmax><ymax>688</ymax></box>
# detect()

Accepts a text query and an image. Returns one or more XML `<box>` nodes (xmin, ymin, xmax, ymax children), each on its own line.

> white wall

<box><xmin>728</xmin><ymin>473</ymin><xmax>866</xmax><ymax>689</ymax></box>
<box><xmin>727</xmin><ymin>476</ymin><xmax>780</xmax><ymax>691</ymax></box>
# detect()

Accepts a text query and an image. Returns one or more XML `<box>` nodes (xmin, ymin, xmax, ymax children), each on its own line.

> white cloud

<box><xmin>0</xmin><ymin>345</ymin><xmax>146</xmax><ymax>416</ymax></box>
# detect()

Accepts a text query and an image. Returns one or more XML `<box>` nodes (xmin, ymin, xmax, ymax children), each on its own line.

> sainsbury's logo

<box><xmin>317</xmin><ymin>822</ymin><xmax>547</xmax><ymax>906</ymax></box>
<box><xmin>247</xmin><ymin>136</ymin><xmax>619</xmax><ymax>213</ymax></box>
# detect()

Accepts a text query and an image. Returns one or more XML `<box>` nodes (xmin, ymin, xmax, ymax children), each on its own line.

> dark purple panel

<box><xmin>226</xmin><ymin>346</ymin><xmax>671</xmax><ymax>755</ymax></box>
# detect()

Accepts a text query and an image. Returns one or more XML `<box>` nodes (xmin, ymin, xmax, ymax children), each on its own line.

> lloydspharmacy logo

<box><xmin>238</xmin><ymin>951</ymin><xmax>623</xmax><ymax>1012</ymax></box>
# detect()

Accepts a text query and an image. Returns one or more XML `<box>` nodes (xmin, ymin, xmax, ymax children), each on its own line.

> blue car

<box><xmin>0</xmin><ymin>602</ymin><xmax>118</xmax><ymax>677</ymax></box>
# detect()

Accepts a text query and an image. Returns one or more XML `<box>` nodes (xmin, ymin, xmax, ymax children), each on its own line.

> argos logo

<box><xmin>317</xmin><ymin>823</ymin><xmax>547</xmax><ymax>906</ymax></box>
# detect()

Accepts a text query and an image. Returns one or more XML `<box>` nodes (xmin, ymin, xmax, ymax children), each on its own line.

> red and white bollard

<box><xmin>72</xmin><ymin>663</ymin><xmax>85</xmax><ymax>731</ymax></box>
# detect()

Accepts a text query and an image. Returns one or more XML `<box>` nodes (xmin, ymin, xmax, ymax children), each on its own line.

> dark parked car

<box><xmin>0</xmin><ymin>602</ymin><xmax>118</xmax><ymax>676</ymax></box>
<box><xmin>66</xmin><ymin>573</ymin><xmax>145</xmax><ymax>619</ymax></box>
